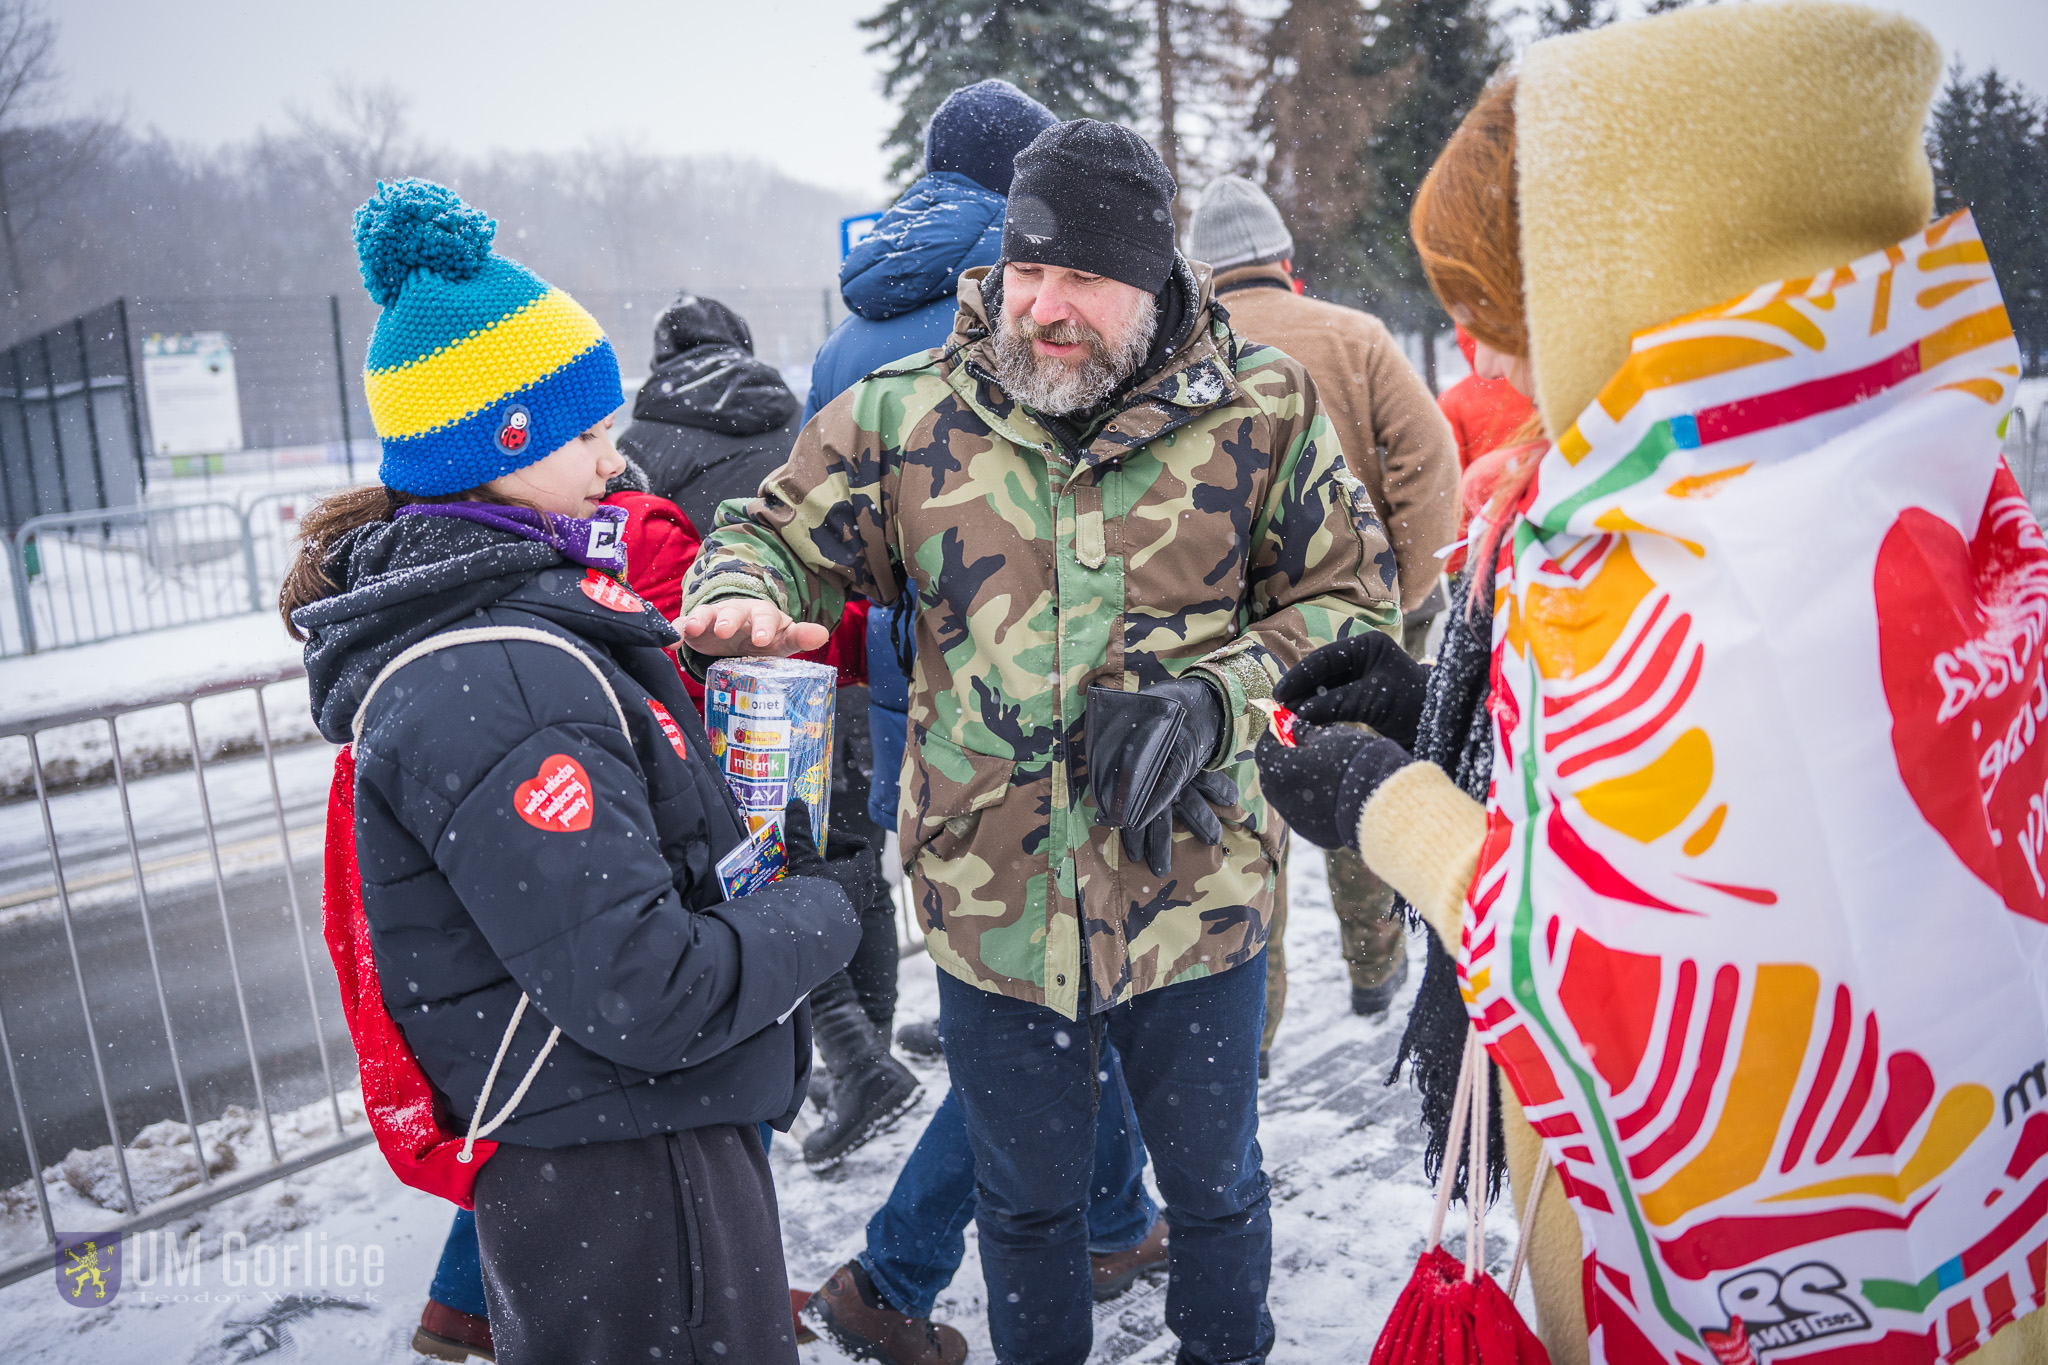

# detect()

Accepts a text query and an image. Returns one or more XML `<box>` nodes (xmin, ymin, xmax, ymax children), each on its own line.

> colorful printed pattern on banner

<box><xmin>1468</xmin><ymin>212</ymin><xmax>2047</xmax><ymax>1363</ymax></box>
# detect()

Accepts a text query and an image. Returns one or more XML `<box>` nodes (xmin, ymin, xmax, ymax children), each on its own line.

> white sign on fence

<box><xmin>141</xmin><ymin>332</ymin><xmax>244</xmax><ymax>456</ymax></box>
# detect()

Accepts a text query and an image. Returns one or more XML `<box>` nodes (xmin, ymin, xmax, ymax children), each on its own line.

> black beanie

<box><xmin>1001</xmin><ymin>120</ymin><xmax>1178</xmax><ymax>294</ymax></box>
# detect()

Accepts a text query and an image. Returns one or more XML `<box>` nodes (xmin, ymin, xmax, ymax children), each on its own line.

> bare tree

<box><xmin>1148</xmin><ymin>0</ymin><xmax>1261</xmax><ymax>224</ymax></box>
<box><xmin>276</xmin><ymin>78</ymin><xmax>435</xmax><ymax>200</ymax></box>
<box><xmin>0</xmin><ymin>0</ymin><xmax>115</xmax><ymax>310</ymax></box>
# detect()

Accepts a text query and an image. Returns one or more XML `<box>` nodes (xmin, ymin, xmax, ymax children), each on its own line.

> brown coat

<box><xmin>1212</xmin><ymin>263</ymin><xmax>1459</xmax><ymax>614</ymax></box>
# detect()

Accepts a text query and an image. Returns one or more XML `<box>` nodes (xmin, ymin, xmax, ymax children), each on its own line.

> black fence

<box><xmin>123</xmin><ymin>295</ymin><xmax>373</xmax><ymax>463</ymax></box>
<box><xmin>0</xmin><ymin>301</ymin><xmax>147</xmax><ymax>532</ymax></box>
<box><xmin>0</xmin><ymin>284</ymin><xmax>843</xmax><ymax>532</ymax></box>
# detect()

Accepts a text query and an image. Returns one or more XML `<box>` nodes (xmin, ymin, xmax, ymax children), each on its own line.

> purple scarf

<box><xmin>396</xmin><ymin>502</ymin><xmax>629</xmax><ymax>575</ymax></box>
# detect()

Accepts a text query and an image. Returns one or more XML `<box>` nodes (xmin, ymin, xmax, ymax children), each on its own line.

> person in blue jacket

<box><xmin>801</xmin><ymin>81</ymin><xmax>1027</xmax><ymax>849</ymax></box>
<box><xmin>794</xmin><ymin>82</ymin><xmax>1169</xmax><ymax>1365</ymax></box>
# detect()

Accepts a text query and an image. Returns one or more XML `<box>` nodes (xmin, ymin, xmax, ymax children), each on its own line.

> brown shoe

<box><xmin>1091</xmin><ymin>1214</ymin><xmax>1170</xmax><ymax>1302</ymax></box>
<box><xmin>801</xmin><ymin>1260</ymin><xmax>968</xmax><ymax>1365</ymax></box>
<box><xmin>412</xmin><ymin>1298</ymin><xmax>495</xmax><ymax>1361</ymax></box>
<box><xmin>793</xmin><ymin>1287</ymin><xmax>819</xmax><ymax>1346</ymax></box>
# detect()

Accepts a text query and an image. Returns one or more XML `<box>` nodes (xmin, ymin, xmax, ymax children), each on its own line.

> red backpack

<box><xmin>321</xmin><ymin>627</ymin><xmax>630</xmax><ymax>1206</ymax></box>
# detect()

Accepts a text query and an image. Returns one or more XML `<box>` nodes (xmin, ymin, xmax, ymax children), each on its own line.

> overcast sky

<box><xmin>49</xmin><ymin>0</ymin><xmax>2047</xmax><ymax>202</ymax></box>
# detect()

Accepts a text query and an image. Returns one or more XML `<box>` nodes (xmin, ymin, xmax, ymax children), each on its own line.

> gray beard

<box><xmin>990</xmin><ymin>299</ymin><xmax>1158</xmax><ymax>417</ymax></box>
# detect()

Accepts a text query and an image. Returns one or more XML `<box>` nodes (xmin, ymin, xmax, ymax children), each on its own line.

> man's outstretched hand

<box><xmin>678</xmin><ymin>598</ymin><xmax>830</xmax><ymax>657</ymax></box>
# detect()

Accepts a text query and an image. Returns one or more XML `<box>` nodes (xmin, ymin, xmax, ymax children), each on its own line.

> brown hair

<box><xmin>1412</xmin><ymin>77</ymin><xmax>1526</xmax><ymax>359</ymax></box>
<box><xmin>278</xmin><ymin>483</ymin><xmax>538</xmax><ymax>640</ymax></box>
<box><xmin>1411</xmin><ymin>76</ymin><xmax>1544</xmax><ymax>602</ymax></box>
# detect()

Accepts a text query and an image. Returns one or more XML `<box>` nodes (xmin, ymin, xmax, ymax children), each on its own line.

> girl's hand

<box><xmin>678</xmin><ymin>599</ymin><xmax>830</xmax><ymax>657</ymax></box>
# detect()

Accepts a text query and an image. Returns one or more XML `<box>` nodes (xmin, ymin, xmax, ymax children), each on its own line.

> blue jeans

<box><xmin>860</xmin><ymin>1045</ymin><xmax>1156</xmax><ymax>1319</ymax></box>
<box><xmin>429</xmin><ymin>1208</ymin><xmax>489</xmax><ymax>1319</ymax></box>
<box><xmin>434</xmin><ymin>1093</ymin><xmax>1151</xmax><ymax>1326</ymax></box>
<box><xmin>938</xmin><ymin>962</ymin><xmax>1273</xmax><ymax>1365</ymax></box>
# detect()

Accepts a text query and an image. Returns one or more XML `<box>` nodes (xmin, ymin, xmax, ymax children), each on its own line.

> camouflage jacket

<box><xmin>681</xmin><ymin>262</ymin><xmax>1399</xmax><ymax>1019</ymax></box>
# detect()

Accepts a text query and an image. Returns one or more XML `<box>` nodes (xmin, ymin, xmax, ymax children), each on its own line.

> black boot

<box><xmin>1350</xmin><ymin>953</ymin><xmax>1410</xmax><ymax>1019</ymax></box>
<box><xmin>803</xmin><ymin>998</ymin><xmax>921</xmax><ymax>1169</ymax></box>
<box><xmin>895</xmin><ymin>1019</ymin><xmax>943</xmax><ymax>1058</ymax></box>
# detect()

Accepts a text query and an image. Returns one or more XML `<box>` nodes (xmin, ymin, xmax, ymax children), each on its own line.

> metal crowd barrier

<box><xmin>2009</xmin><ymin>405</ymin><xmax>2046</xmax><ymax>522</ymax></box>
<box><xmin>8</xmin><ymin>502</ymin><xmax>260</xmax><ymax>655</ymax></box>
<box><xmin>4</xmin><ymin>486</ymin><xmax>343</xmax><ymax>657</ymax></box>
<box><xmin>0</xmin><ymin>663</ymin><xmax>367</xmax><ymax>1292</ymax></box>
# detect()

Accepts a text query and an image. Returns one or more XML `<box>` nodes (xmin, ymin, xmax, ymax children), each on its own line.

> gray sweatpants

<box><xmin>474</xmin><ymin>1124</ymin><xmax>797</xmax><ymax>1364</ymax></box>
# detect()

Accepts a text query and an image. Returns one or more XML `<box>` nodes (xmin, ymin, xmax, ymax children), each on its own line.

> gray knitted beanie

<box><xmin>1186</xmin><ymin>176</ymin><xmax>1294</xmax><ymax>271</ymax></box>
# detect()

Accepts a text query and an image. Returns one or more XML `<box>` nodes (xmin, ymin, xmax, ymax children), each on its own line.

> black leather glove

<box><xmin>1254</xmin><ymin>723</ymin><xmax>1418</xmax><ymax>852</ymax></box>
<box><xmin>1272</xmin><ymin>632</ymin><xmax>1431</xmax><ymax>749</ymax></box>
<box><xmin>780</xmin><ymin>801</ymin><xmax>880</xmax><ymax>911</ymax></box>
<box><xmin>1088</xmin><ymin>678</ymin><xmax>1236</xmax><ymax>878</ymax></box>
<box><xmin>1121</xmin><ymin>769</ymin><xmax>1241</xmax><ymax>878</ymax></box>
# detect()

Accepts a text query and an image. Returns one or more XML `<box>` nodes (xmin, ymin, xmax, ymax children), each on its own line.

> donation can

<box><xmin>703</xmin><ymin>657</ymin><xmax>835</xmax><ymax>844</ymax></box>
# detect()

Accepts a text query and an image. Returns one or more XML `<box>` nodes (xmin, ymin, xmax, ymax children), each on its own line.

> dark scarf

<box><xmin>1389</xmin><ymin>557</ymin><xmax>1509</xmax><ymax>1204</ymax></box>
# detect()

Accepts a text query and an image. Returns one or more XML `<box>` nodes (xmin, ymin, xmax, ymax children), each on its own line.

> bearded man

<box><xmin>678</xmin><ymin>120</ymin><xmax>1397</xmax><ymax>1365</ymax></box>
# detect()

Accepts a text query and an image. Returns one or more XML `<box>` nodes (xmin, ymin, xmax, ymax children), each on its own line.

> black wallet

<box><xmin>1086</xmin><ymin>685</ymin><xmax>1190</xmax><ymax>829</ymax></box>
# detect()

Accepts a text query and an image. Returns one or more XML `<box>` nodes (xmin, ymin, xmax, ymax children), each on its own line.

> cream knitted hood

<box><xmin>1515</xmin><ymin>0</ymin><xmax>1941</xmax><ymax>434</ymax></box>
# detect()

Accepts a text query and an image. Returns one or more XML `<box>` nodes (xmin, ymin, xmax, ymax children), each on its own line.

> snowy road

<box><xmin>0</xmin><ymin>743</ymin><xmax>348</xmax><ymax>1190</ymax></box>
<box><xmin>0</xmin><ymin>840</ymin><xmax>1532</xmax><ymax>1363</ymax></box>
<box><xmin>0</xmin><ymin>742</ymin><xmax>335</xmax><ymax>915</ymax></box>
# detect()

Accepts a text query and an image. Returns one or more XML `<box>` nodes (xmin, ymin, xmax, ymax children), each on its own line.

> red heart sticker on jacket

<box><xmin>581</xmin><ymin>569</ymin><xmax>643</xmax><ymax>613</ymax></box>
<box><xmin>514</xmin><ymin>754</ymin><xmax>595</xmax><ymax>833</ymax></box>
<box><xmin>647</xmin><ymin>698</ymin><xmax>688</xmax><ymax>759</ymax></box>
<box><xmin>1878</xmin><ymin>464</ymin><xmax>2048</xmax><ymax>923</ymax></box>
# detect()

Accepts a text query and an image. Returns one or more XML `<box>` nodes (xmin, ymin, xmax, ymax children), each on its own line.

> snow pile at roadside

<box><xmin>0</xmin><ymin>616</ymin><xmax>314</xmax><ymax>799</ymax></box>
<box><xmin>0</xmin><ymin>1090</ymin><xmax>369</xmax><ymax>1269</ymax></box>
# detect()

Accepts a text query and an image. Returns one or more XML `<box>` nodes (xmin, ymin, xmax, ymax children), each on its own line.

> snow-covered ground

<box><xmin>0</xmin><ymin>843</ymin><xmax>1531</xmax><ymax>1362</ymax></box>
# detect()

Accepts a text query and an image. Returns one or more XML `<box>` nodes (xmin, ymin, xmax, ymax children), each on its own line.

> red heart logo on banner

<box><xmin>1877</xmin><ymin>464</ymin><xmax>2048</xmax><ymax>924</ymax></box>
<box><xmin>513</xmin><ymin>754</ymin><xmax>595</xmax><ymax>833</ymax></box>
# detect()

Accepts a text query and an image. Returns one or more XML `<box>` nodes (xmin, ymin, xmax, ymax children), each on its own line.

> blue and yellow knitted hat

<box><xmin>353</xmin><ymin>179</ymin><xmax>622</xmax><ymax>495</ymax></box>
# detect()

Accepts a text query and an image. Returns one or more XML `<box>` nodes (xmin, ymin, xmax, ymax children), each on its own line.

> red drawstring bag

<box><xmin>321</xmin><ymin>628</ymin><xmax>608</xmax><ymax>1206</ymax></box>
<box><xmin>323</xmin><ymin>743</ymin><xmax>497</xmax><ymax>1206</ymax></box>
<box><xmin>1370</xmin><ymin>1028</ymin><xmax>1552</xmax><ymax>1365</ymax></box>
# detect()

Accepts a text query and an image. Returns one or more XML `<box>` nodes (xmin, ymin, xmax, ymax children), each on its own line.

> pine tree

<box><xmin>1352</xmin><ymin>0</ymin><xmax>1505</xmax><ymax>387</ymax></box>
<box><xmin>1253</xmin><ymin>0</ymin><xmax>1386</xmax><ymax>288</ymax></box>
<box><xmin>1148</xmin><ymin>0</ymin><xmax>1260</xmax><ymax>223</ymax></box>
<box><xmin>1535</xmin><ymin>0</ymin><xmax>1613</xmax><ymax>35</ymax></box>
<box><xmin>1928</xmin><ymin>63</ymin><xmax>2048</xmax><ymax>374</ymax></box>
<box><xmin>861</xmin><ymin>0</ymin><xmax>1148</xmax><ymax>182</ymax></box>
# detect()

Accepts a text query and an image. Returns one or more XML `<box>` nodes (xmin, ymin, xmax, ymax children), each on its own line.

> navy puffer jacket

<box><xmin>801</xmin><ymin>172</ymin><xmax>1005</xmax><ymax>426</ymax></box>
<box><xmin>295</xmin><ymin>514</ymin><xmax>859</xmax><ymax>1146</ymax></box>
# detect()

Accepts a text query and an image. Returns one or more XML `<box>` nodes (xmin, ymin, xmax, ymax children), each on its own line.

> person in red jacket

<box><xmin>1436</xmin><ymin>325</ymin><xmax>1538</xmax><ymax>575</ymax></box>
<box><xmin>601</xmin><ymin>467</ymin><xmax>869</xmax><ymax>706</ymax></box>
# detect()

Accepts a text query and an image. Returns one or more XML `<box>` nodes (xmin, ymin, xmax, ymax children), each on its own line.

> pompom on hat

<box><xmin>353</xmin><ymin>179</ymin><xmax>622</xmax><ymax>495</ymax></box>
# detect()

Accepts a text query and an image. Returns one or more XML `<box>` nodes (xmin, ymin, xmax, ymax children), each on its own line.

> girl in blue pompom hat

<box><xmin>281</xmin><ymin>180</ymin><xmax>866</xmax><ymax>1365</ymax></box>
